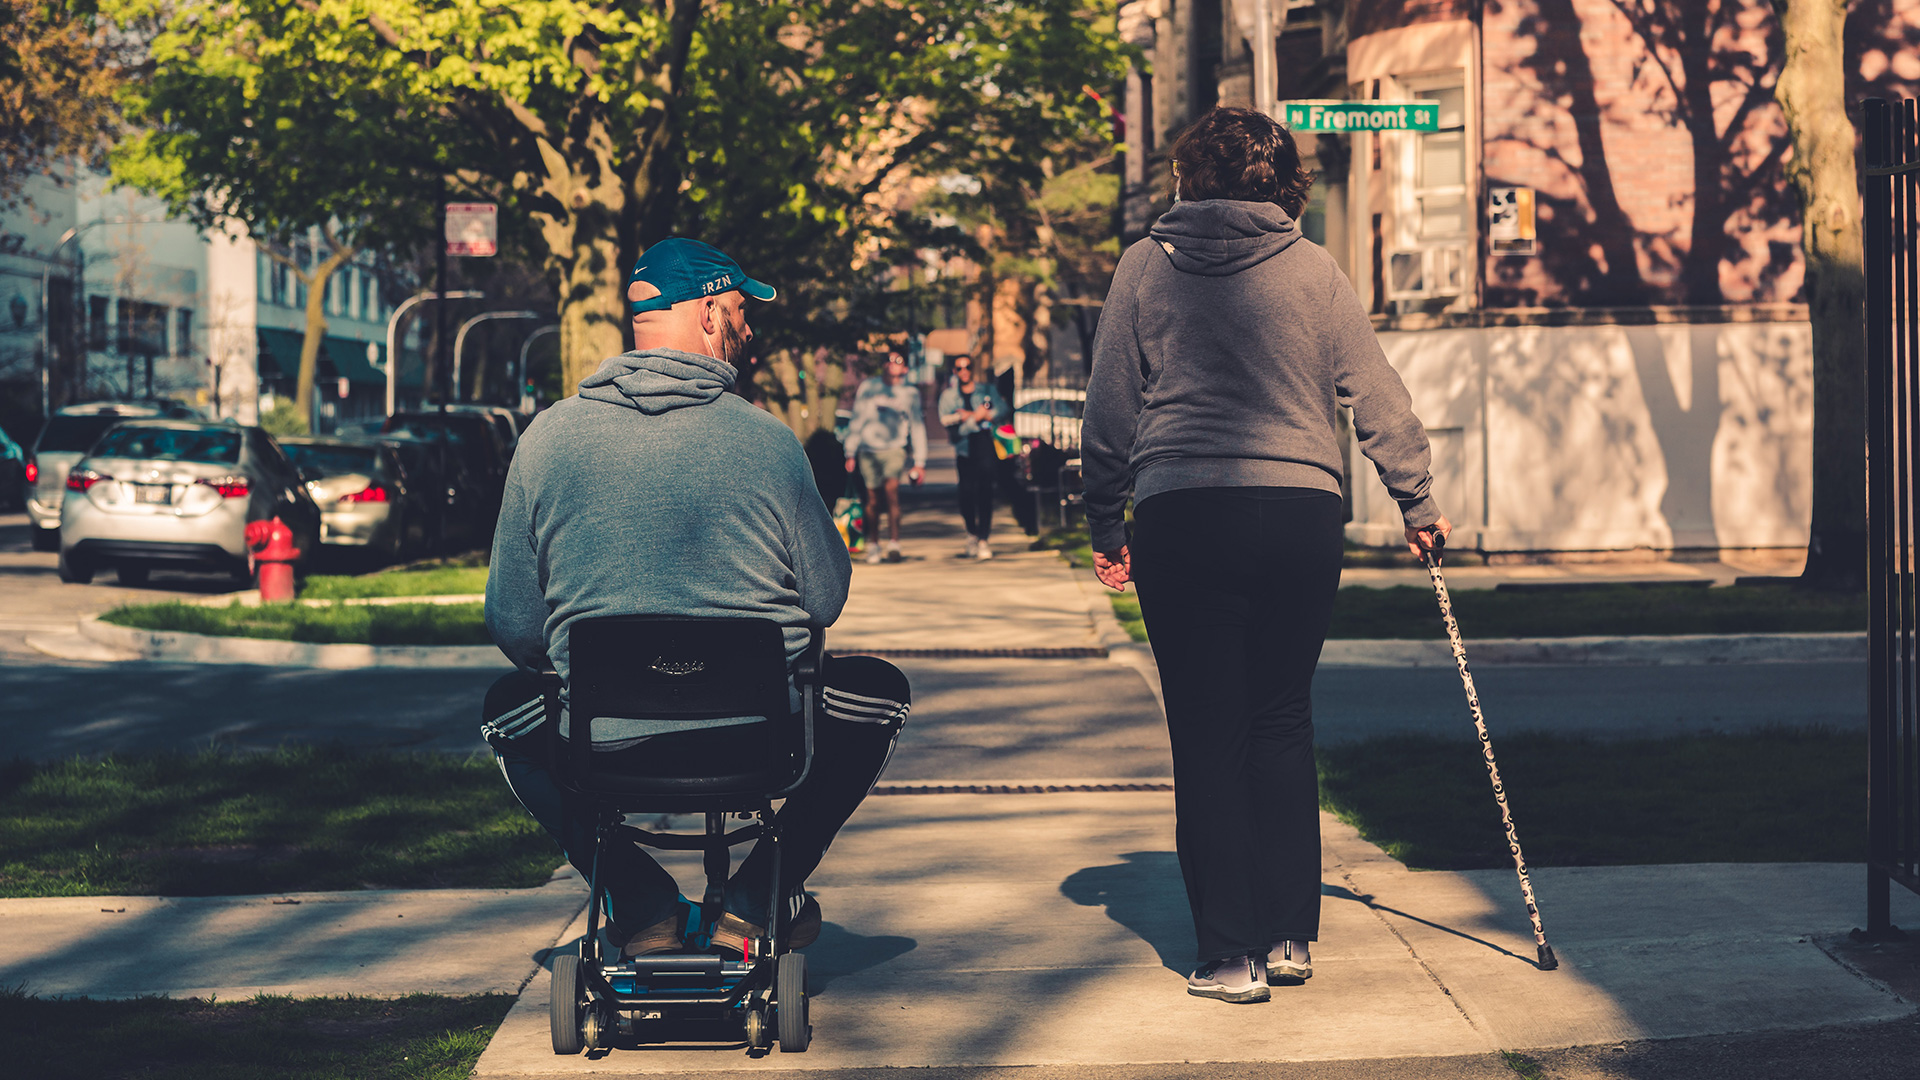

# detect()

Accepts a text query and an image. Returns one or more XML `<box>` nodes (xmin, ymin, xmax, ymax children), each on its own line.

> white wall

<box><xmin>1347</xmin><ymin>320</ymin><xmax>1814</xmax><ymax>553</ymax></box>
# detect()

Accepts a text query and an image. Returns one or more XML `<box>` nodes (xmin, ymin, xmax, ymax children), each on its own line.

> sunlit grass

<box><xmin>300</xmin><ymin>566</ymin><xmax>490</xmax><ymax>600</ymax></box>
<box><xmin>99</xmin><ymin>600</ymin><xmax>491</xmax><ymax>646</ymax></box>
<box><xmin>0</xmin><ymin>747</ymin><xmax>558</xmax><ymax>897</ymax></box>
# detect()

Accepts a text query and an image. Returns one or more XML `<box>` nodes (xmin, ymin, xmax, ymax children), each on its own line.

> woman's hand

<box><xmin>1405</xmin><ymin>516</ymin><xmax>1453</xmax><ymax>561</ymax></box>
<box><xmin>1093</xmin><ymin>546</ymin><xmax>1132</xmax><ymax>591</ymax></box>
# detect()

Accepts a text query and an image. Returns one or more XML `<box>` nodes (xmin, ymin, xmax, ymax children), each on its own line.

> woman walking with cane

<box><xmin>1082</xmin><ymin>107</ymin><xmax>1450</xmax><ymax>1004</ymax></box>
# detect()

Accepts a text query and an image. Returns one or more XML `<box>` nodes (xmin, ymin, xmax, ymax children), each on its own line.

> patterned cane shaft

<box><xmin>1426</xmin><ymin>560</ymin><xmax>1552</xmax><ymax>952</ymax></box>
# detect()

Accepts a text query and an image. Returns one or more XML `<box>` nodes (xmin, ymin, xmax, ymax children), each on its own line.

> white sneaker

<box><xmin>975</xmin><ymin>540</ymin><xmax>993</xmax><ymax>561</ymax></box>
<box><xmin>1187</xmin><ymin>954</ymin><xmax>1269</xmax><ymax>1003</ymax></box>
<box><xmin>962</xmin><ymin>536</ymin><xmax>979</xmax><ymax>558</ymax></box>
<box><xmin>862</xmin><ymin>548</ymin><xmax>883</xmax><ymax>565</ymax></box>
<box><xmin>1265</xmin><ymin>939</ymin><xmax>1312</xmax><ymax>982</ymax></box>
<box><xmin>884</xmin><ymin>542</ymin><xmax>904</xmax><ymax>563</ymax></box>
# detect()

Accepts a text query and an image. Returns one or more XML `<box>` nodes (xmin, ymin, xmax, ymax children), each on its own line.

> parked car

<box><xmin>442</xmin><ymin>404</ymin><xmax>522</xmax><ymax>459</ymax></box>
<box><xmin>280</xmin><ymin>437</ymin><xmax>429</xmax><ymax>564</ymax></box>
<box><xmin>381</xmin><ymin>411</ymin><xmax>509</xmax><ymax>545</ymax></box>
<box><xmin>26</xmin><ymin>400</ymin><xmax>204</xmax><ymax>551</ymax></box>
<box><xmin>57</xmin><ymin>420</ymin><xmax>320</xmax><ymax>586</ymax></box>
<box><xmin>378</xmin><ymin>432</ymin><xmax>489</xmax><ymax>555</ymax></box>
<box><xmin>1011</xmin><ymin>395</ymin><xmax>1085</xmax><ymax>448</ymax></box>
<box><xmin>0</xmin><ymin>423</ymin><xmax>25</xmax><ymax>511</ymax></box>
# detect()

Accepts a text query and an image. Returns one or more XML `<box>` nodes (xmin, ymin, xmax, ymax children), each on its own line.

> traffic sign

<box><xmin>445</xmin><ymin>203</ymin><xmax>498</xmax><ymax>257</ymax></box>
<box><xmin>1280</xmin><ymin>100</ymin><xmax>1442</xmax><ymax>133</ymax></box>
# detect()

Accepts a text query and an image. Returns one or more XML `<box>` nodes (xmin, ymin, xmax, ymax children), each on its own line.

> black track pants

<box><xmin>955</xmin><ymin>446</ymin><xmax>997</xmax><ymax>541</ymax></box>
<box><xmin>482</xmin><ymin>654</ymin><xmax>909</xmax><ymax>937</ymax></box>
<box><xmin>1130</xmin><ymin>486</ymin><xmax>1344</xmax><ymax>963</ymax></box>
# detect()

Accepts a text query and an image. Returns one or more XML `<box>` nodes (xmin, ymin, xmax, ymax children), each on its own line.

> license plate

<box><xmin>135</xmin><ymin>484</ymin><xmax>172</xmax><ymax>505</ymax></box>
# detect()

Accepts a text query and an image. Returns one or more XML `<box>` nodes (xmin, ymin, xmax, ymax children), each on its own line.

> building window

<box><xmin>87</xmin><ymin>295</ymin><xmax>109</xmax><ymax>350</ymax></box>
<box><xmin>1386</xmin><ymin>78</ymin><xmax>1470</xmax><ymax>304</ymax></box>
<box><xmin>117</xmin><ymin>299</ymin><xmax>168</xmax><ymax>356</ymax></box>
<box><xmin>175</xmin><ymin>308</ymin><xmax>194</xmax><ymax>358</ymax></box>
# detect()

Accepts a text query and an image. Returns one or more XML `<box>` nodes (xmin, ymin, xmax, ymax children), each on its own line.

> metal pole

<box><xmin>451</xmin><ymin>310</ymin><xmax>541</xmax><ymax>403</ymax></box>
<box><xmin>1863</xmin><ymin>97</ymin><xmax>1895</xmax><ymax>938</ymax></box>
<box><xmin>518</xmin><ymin>324</ymin><xmax>559</xmax><ymax>409</ymax></box>
<box><xmin>1253</xmin><ymin>0</ymin><xmax>1275</xmax><ymax>118</ymax></box>
<box><xmin>385</xmin><ymin>290</ymin><xmax>485</xmax><ymax>416</ymax></box>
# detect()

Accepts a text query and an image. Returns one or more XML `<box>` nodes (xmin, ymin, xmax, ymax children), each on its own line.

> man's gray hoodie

<box><xmin>485</xmin><ymin>348</ymin><xmax>850</xmax><ymax>742</ymax></box>
<box><xmin>1081</xmin><ymin>199</ymin><xmax>1440</xmax><ymax>553</ymax></box>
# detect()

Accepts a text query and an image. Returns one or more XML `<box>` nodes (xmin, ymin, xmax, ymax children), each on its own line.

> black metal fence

<box><xmin>1864</xmin><ymin>97</ymin><xmax>1920</xmax><ymax>935</ymax></box>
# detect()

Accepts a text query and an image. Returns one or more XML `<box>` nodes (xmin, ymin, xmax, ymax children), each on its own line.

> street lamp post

<box><xmin>384</xmin><ymin>289</ymin><xmax>484</xmax><ymax>416</ymax></box>
<box><xmin>37</xmin><ymin>218</ymin><xmax>167</xmax><ymax>417</ymax></box>
<box><xmin>451</xmin><ymin>310</ymin><xmax>542</xmax><ymax>403</ymax></box>
<box><xmin>517</xmin><ymin>324</ymin><xmax>559</xmax><ymax>411</ymax></box>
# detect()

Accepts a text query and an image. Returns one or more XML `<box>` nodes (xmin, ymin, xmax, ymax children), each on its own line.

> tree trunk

<box><xmin>278</xmin><ymin>244</ymin><xmax>354</xmax><ymax>435</ymax></box>
<box><xmin>1776</xmin><ymin>0</ymin><xmax>1866</xmax><ymax>590</ymax></box>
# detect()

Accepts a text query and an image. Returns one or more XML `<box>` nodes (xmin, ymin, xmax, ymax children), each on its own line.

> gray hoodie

<box><xmin>486</xmin><ymin>348</ymin><xmax>851</xmax><ymax>743</ymax></box>
<box><xmin>1081</xmin><ymin>199</ymin><xmax>1440</xmax><ymax>553</ymax></box>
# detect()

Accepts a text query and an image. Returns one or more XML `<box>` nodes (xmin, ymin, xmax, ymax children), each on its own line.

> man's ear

<box><xmin>697</xmin><ymin>298</ymin><xmax>721</xmax><ymax>336</ymax></box>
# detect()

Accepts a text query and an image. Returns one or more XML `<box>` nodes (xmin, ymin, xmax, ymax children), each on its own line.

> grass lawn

<box><xmin>299</xmin><ymin>565</ymin><xmax>489</xmax><ymax>600</ymax></box>
<box><xmin>0</xmin><ymin>991</ymin><xmax>513</xmax><ymax>1080</ymax></box>
<box><xmin>100</xmin><ymin>600</ymin><xmax>491</xmax><ymax>646</ymax></box>
<box><xmin>1316</xmin><ymin>729</ymin><xmax>1863</xmax><ymax>870</ymax></box>
<box><xmin>0</xmin><ymin>747</ymin><xmax>560</xmax><ymax>897</ymax></box>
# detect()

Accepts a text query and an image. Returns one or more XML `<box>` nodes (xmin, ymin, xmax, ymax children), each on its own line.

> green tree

<box><xmin>108</xmin><ymin>1</ymin><xmax>1129</xmax><ymax>401</ymax></box>
<box><xmin>1774</xmin><ymin>0</ymin><xmax>1866</xmax><ymax>590</ymax></box>
<box><xmin>109</xmin><ymin>1</ymin><xmax>456</xmax><ymax>432</ymax></box>
<box><xmin>0</xmin><ymin>1</ymin><xmax>126</xmax><ymax>206</ymax></box>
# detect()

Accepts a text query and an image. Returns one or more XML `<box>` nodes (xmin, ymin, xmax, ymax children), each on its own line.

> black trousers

<box><xmin>482</xmin><ymin>654</ymin><xmax>909</xmax><ymax>939</ymax></box>
<box><xmin>1130</xmin><ymin>486</ymin><xmax>1344</xmax><ymax>963</ymax></box>
<box><xmin>955</xmin><ymin>443</ymin><xmax>997</xmax><ymax>540</ymax></box>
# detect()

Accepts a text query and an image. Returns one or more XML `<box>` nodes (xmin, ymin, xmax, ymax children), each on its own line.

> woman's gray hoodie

<box><xmin>486</xmin><ymin>348</ymin><xmax>850</xmax><ymax>740</ymax></box>
<box><xmin>1081</xmin><ymin>199</ymin><xmax>1441</xmax><ymax>553</ymax></box>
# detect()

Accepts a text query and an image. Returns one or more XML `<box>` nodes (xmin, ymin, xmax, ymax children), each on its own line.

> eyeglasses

<box><xmin>885</xmin><ymin>358</ymin><xmax>908</xmax><ymax>367</ymax></box>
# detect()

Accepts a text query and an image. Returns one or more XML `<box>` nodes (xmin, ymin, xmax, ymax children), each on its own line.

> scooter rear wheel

<box><xmin>551</xmin><ymin>954</ymin><xmax>587</xmax><ymax>1055</ymax></box>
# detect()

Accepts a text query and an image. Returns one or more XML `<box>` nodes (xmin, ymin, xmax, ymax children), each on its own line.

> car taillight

<box><xmin>23</xmin><ymin>460</ymin><xmax>36</xmax><ymax>484</ymax></box>
<box><xmin>340</xmin><ymin>484</ymin><xmax>389</xmax><ymax>503</ymax></box>
<box><xmin>196</xmin><ymin>477</ymin><xmax>249</xmax><ymax>498</ymax></box>
<box><xmin>66</xmin><ymin>470</ymin><xmax>103</xmax><ymax>492</ymax></box>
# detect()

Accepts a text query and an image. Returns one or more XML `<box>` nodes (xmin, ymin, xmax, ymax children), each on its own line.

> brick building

<box><xmin>1116</xmin><ymin>0</ymin><xmax>1920</xmax><ymax>557</ymax></box>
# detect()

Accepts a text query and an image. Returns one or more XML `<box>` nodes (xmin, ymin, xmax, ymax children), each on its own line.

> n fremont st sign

<box><xmin>1280</xmin><ymin>100</ymin><xmax>1442</xmax><ymax>133</ymax></box>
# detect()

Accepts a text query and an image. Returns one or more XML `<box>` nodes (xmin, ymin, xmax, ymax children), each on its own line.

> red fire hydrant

<box><xmin>245</xmin><ymin>517</ymin><xmax>301</xmax><ymax>603</ymax></box>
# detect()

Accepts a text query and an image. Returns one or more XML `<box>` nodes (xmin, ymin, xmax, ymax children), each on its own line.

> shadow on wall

<box><xmin>1482</xmin><ymin>0</ymin><xmax>1798</xmax><ymax>308</ymax></box>
<box><xmin>1625</xmin><ymin>325</ymin><xmax>1721</xmax><ymax>549</ymax></box>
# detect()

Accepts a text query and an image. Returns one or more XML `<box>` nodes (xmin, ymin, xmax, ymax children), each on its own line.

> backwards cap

<box><xmin>627</xmin><ymin>238</ymin><xmax>777</xmax><ymax>315</ymax></box>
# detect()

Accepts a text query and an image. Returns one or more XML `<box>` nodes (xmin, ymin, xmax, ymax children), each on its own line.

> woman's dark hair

<box><xmin>1169</xmin><ymin>106</ymin><xmax>1314</xmax><ymax>218</ymax></box>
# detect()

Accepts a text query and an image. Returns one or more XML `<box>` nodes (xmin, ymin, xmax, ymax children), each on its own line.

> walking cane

<box><xmin>1421</xmin><ymin>536</ymin><xmax>1559</xmax><ymax>971</ymax></box>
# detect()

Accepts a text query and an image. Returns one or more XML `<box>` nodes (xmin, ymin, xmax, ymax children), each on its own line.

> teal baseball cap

<box><xmin>627</xmin><ymin>238</ymin><xmax>777</xmax><ymax>315</ymax></box>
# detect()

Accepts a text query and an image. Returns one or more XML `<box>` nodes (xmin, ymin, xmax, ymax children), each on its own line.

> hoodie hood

<box><xmin>1149</xmin><ymin>199</ymin><xmax>1301</xmax><ymax>277</ymax></box>
<box><xmin>578</xmin><ymin>348</ymin><xmax>737</xmax><ymax>415</ymax></box>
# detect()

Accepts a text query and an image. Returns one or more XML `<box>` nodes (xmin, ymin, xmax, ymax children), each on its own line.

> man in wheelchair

<box><xmin>481</xmin><ymin>238</ymin><xmax>910</xmax><ymax>962</ymax></box>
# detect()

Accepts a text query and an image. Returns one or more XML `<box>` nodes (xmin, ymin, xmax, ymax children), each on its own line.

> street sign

<box><xmin>1280</xmin><ymin>100</ymin><xmax>1442</xmax><ymax>133</ymax></box>
<box><xmin>445</xmin><ymin>203</ymin><xmax>498</xmax><ymax>256</ymax></box>
<box><xmin>1489</xmin><ymin>186</ymin><xmax>1537</xmax><ymax>255</ymax></box>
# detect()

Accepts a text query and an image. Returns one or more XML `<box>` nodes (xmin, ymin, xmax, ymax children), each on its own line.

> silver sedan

<box><xmin>58</xmin><ymin>420</ymin><xmax>321</xmax><ymax>586</ymax></box>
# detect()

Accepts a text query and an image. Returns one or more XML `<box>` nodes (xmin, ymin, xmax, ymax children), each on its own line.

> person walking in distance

<box><xmin>844</xmin><ymin>353</ymin><xmax>927</xmax><ymax>563</ymax></box>
<box><xmin>1081</xmin><ymin>108</ymin><xmax>1450</xmax><ymax>1005</ymax></box>
<box><xmin>936</xmin><ymin>353</ymin><xmax>1010</xmax><ymax>559</ymax></box>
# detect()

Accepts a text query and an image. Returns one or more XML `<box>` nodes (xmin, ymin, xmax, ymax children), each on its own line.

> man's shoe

<box><xmin>962</xmin><ymin>536</ymin><xmax>979</xmax><ymax>558</ymax></box>
<box><xmin>1187</xmin><ymin>954</ymin><xmax>1269</xmax><ymax>1003</ymax></box>
<box><xmin>862</xmin><ymin>547</ymin><xmax>883</xmax><ymax>565</ymax></box>
<box><xmin>975</xmin><ymin>540</ymin><xmax>993</xmax><ymax>561</ymax></box>
<box><xmin>708</xmin><ymin>895</ymin><xmax>824</xmax><ymax>957</ymax></box>
<box><xmin>1266</xmin><ymin>939</ymin><xmax>1312</xmax><ymax>982</ymax></box>
<box><xmin>619</xmin><ymin>909</ymin><xmax>686</xmax><ymax>958</ymax></box>
<box><xmin>884</xmin><ymin>542</ymin><xmax>904</xmax><ymax>563</ymax></box>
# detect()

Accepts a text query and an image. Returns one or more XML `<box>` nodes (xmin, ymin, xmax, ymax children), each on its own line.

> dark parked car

<box><xmin>280</xmin><ymin>437</ymin><xmax>431</xmax><ymax>564</ymax></box>
<box><xmin>381</xmin><ymin>411</ymin><xmax>509</xmax><ymax>547</ymax></box>
<box><xmin>0</xmin><ymin>423</ymin><xmax>25</xmax><ymax>511</ymax></box>
<box><xmin>378</xmin><ymin>433</ymin><xmax>491</xmax><ymax>555</ymax></box>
